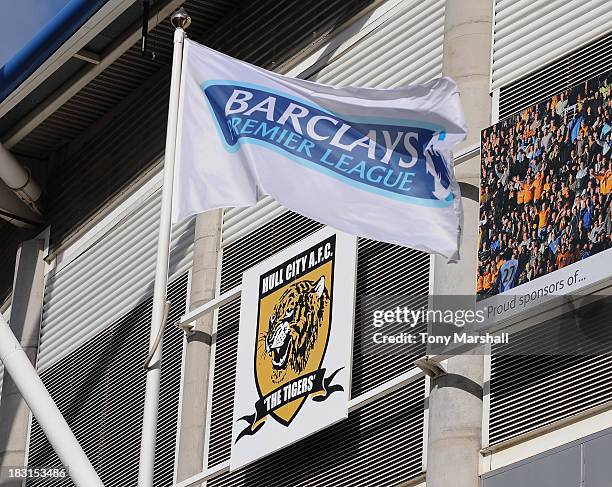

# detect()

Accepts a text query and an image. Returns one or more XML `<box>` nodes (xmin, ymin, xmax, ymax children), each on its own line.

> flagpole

<box><xmin>138</xmin><ymin>8</ymin><xmax>190</xmax><ymax>487</ymax></box>
<box><xmin>0</xmin><ymin>314</ymin><xmax>104</xmax><ymax>486</ymax></box>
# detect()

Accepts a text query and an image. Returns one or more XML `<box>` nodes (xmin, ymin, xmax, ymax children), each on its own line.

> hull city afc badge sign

<box><xmin>230</xmin><ymin>227</ymin><xmax>357</xmax><ymax>470</ymax></box>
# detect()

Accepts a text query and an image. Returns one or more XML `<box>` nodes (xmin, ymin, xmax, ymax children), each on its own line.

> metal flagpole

<box><xmin>0</xmin><ymin>314</ymin><xmax>104</xmax><ymax>486</ymax></box>
<box><xmin>137</xmin><ymin>8</ymin><xmax>191</xmax><ymax>487</ymax></box>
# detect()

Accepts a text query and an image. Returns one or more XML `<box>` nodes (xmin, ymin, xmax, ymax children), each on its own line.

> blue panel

<box><xmin>483</xmin><ymin>446</ymin><xmax>581</xmax><ymax>487</ymax></box>
<box><xmin>0</xmin><ymin>0</ymin><xmax>108</xmax><ymax>102</ymax></box>
<box><xmin>584</xmin><ymin>432</ymin><xmax>612</xmax><ymax>487</ymax></box>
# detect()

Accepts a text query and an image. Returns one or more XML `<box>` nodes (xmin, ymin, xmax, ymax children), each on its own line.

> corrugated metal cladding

<box><xmin>312</xmin><ymin>0</ymin><xmax>444</xmax><ymax>87</ymax></box>
<box><xmin>37</xmin><ymin>179</ymin><xmax>194</xmax><ymax>371</ymax></box>
<box><xmin>208</xmin><ymin>212</ymin><xmax>430</xmax><ymax>475</ymax></box>
<box><xmin>222</xmin><ymin>0</ymin><xmax>445</xmax><ymax>242</ymax></box>
<box><xmin>45</xmin><ymin>72</ymin><xmax>173</xmax><ymax>251</ymax></box>
<box><xmin>210</xmin><ymin>379</ymin><xmax>426</xmax><ymax>487</ymax></box>
<box><xmin>489</xmin><ymin>31</ymin><xmax>612</xmax><ymax>445</ymax></box>
<box><xmin>489</xmin><ymin>354</ymin><xmax>612</xmax><ymax>445</ymax></box>
<box><xmin>491</xmin><ymin>0</ymin><xmax>612</xmax><ymax>90</ymax></box>
<box><xmin>498</xmin><ymin>31</ymin><xmax>612</xmax><ymax>119</ymax></box>
<box><xmin>26</xmin><ymin>274</ymin><xmax>187</xmax><ymax>487</ymax></box>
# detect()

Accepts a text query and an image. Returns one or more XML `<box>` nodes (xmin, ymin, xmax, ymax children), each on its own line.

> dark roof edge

<box><xmin>0</xmin><ymin>0</ymin><xmax>110</xmax><ymax>102</ymax></box>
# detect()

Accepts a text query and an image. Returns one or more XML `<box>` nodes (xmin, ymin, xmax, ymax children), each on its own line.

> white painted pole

<box><xmin>0</xmin><ymin>315</ymin><xmax>103</xmax><ymax>486</ymax></box>
<box><xmin>137</xmin><ymin>9</ymin><xmax>190</xmax><ymax>487</ymax></box>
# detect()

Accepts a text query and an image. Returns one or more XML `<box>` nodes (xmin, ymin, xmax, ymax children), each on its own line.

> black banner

<box><xmin>236</xmin><ymin>367</ymin><xmax>344</xmax><ymax>442</ymax></box>
<box><xmin>258</xmin><ymin>235</ymin><xmax>336</xmax><ymax>298</ymax></box>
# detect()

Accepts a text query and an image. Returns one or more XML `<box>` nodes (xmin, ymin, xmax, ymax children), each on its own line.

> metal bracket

<box><xmin>176</xmin><ymin>319</ymin><xmax>195</xmax><ymax>335</ymax></box>
<box><xmin>414</xmin><ymin>355</ymin><xmax>447</xmax><ymax>378</ymax></box>
<box><xmin>143</xmin><ymin>300</ymin><xmax>171</xmax><ymax>370</ymax></box>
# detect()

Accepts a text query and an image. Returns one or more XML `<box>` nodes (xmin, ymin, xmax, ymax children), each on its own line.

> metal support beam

<box><xmin>73</xmin><ymin>49</ymin><xmax>101</xmax><ymax>64</ymax></box>
<box><xmin>178</xmin><ymin>284</ymin><xmax>242</xmax><ymax>332</ymax></box>
<box><xmin>0</xmin><ymin>314</ymin><xmax>103</xmax><ymax>486</ymax></box>
<box><xmin>0</xmin><ymin>239</ymin><xmax>45</xmax><ymax>485</ymax></box>
<box><xmin>175</xmin><ymin>209</ymin><xmax>223</xmax><ymax>482</ymax></box>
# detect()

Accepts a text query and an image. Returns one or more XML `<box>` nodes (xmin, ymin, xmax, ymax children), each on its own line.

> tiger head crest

<box><xmin>261</xmin><ymin>276</ymin><xmax>329</xmax><ymax>383</ymax></box>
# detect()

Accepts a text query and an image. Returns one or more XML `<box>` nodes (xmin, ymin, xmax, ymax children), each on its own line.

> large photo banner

<box><xmin>478</xmin><ymin>70</ymin><xmax>612</xmax><ymax>322</ymax></box>
<box><xmin>230</xmin><ymin>227</ymin><xmax>357</xmax><ymax>470</ymax></box>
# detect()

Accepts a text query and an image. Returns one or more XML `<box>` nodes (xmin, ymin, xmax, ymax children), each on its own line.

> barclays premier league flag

<box><xmin>173</xmin><ymin>39</ymin><xmax>468</xmax><ymax>259</ymax></box>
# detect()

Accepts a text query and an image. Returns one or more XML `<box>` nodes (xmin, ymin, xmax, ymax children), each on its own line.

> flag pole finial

<box><xmin>171</xmin><ymin>7</ymin><xmax>191</xmax><ymax>30</ymax></box>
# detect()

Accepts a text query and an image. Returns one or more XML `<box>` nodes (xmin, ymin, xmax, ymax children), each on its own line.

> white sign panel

<box><xmin>480</xmin><ymin>248</ymin><xmax>612</xmax><ymax>329</ymax></box>
<box><xmin>230</xmin><ymin>227</ymin><xmax>357</xmax><ymax>470</ymax></box>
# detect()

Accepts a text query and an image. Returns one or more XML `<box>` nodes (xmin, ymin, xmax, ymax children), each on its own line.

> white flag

<box><xmin>173</xmin><ymin>39</ymin><xmax>467</xmax><ymax>259</ymax></box>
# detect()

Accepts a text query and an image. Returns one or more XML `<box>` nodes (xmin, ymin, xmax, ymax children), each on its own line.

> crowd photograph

<box><xmin>478</xmin><ymin>71</ymin><xmax>612</xmax><ymax>297</ymax></box>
